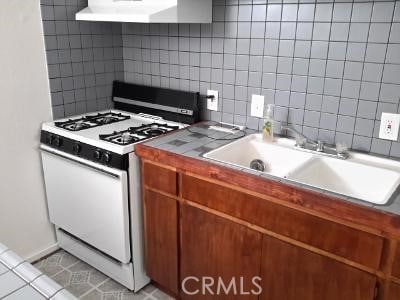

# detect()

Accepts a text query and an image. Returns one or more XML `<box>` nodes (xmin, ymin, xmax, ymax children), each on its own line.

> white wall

<box><xmin>0</xmin><ymin>0</ymin><xmax>57</xmax><ymax>261</ymax></box>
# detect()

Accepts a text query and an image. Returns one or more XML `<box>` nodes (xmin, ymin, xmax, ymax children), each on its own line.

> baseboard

<box><xmin>26</xmin><ymin>243</ymin><xmax>59</xmax><ymax>263</ymax></box>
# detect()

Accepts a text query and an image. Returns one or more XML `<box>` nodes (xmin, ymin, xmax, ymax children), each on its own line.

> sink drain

<box><xmin>250</xmin><ymin>159</ymin><xmax>266</xmax><ymax>172</ymax></box>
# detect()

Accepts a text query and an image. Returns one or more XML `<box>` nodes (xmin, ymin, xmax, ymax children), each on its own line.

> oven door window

<box><xmin>41</xmin><ymin>148</ymin><xmax>131</xmax><ymax>264</ymax></box>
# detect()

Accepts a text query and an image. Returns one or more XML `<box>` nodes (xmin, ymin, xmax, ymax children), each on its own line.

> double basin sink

<box><xmin>203</xmin><ymin>134</ymin><xmax>400</xmax><ymax>205</ymax></box>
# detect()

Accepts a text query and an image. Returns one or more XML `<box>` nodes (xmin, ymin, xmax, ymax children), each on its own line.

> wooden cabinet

<box><xmin>260</xmin><ymin>236</ymin><xmax>377</xmax><ymax>300</ymax></box>
<box><xmin>139</xmin><ymin>160</ymin><xmax>389</xmax><ymax>299</ymax></box>
<box><xmin>143</xmin><ymin>189</ymin><xmax>179</xmax><ymax>294</ymax></box>
<box><xmin>180</xmin><ymin>204</ymin><xmax>262</xmax><ymax>300</ymax></box>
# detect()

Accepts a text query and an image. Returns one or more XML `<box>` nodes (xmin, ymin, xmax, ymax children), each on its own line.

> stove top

<box><xmin>42</xmin><ymin>110</ymin><xmax>186</xmax><ymax>155</ymax></box>
<box><xmin>99</xmin><ymin>123</ymin><xmax>180</xmax><ymax>146</ymax></box>
<box><xmin>54</xmin><ymin>112</ymin><xmax>131</xmax><ymax>131</ymax></box>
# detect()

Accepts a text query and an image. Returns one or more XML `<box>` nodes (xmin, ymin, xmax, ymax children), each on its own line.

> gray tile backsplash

<box><xmin>39</xmin><ymin>0</ymin><xmax>400</xmax><ymax>158</ymax></box>
<box><xmin>40</xmin><ymin>0</ymin><xmax>124</xmax><ymax>118</ymax></box>
<box><xmin>121</xmin><ymin>0</ymin><xmax>400</xmax><ymax>158</ymax></box>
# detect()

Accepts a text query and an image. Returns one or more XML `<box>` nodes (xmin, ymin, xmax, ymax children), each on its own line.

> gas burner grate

<box><xmin>55</xmin><ymin>117</ymin><xmax>95</xmax><ymax>132</ymax></box>
<box><xmin>55</xmin><ymin>112</ymin><xmax>131</xmax><ymax>131</ymax></box>
<box><xmin>99</xmin><ymin>123</ymin><xmax>180</xmax><ymax>145</ymax></box>
<box><xmin>131</xmin><ymin>123</ymin><xmax>180</xmax><ymax>137</ymax></box>
<box><xmin>89</xmin><ymin>112</ymin><xmax>131</xmax><ymax>125</ymax></box>
<box><xmin>99</xmin><ymin>131</ymin><xmax>146</xmax><ymax>146</ymax></box>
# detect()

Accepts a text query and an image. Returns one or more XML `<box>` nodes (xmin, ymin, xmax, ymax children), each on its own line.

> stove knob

<box><xmin>72</xmin><ymin>143</ymin><xmax>81</xmax><ymax>154</ymax></box>
<box><xmin>103</xmin><ymin>153</ymin><xmax>112</xmax><ymax>163</ymax></box>
<box><xmin>54</xmin><ymin>136</ymin><xmax>62</xmax><ymax>147</ymax></box>
<box><xmin>93</xmin><ymin>150</ymin><xmax>102</xmax><ymax>160</ymax></box>
<box><xmin>46</xmin><ymin>134</ymin><xmax>54</xmax><ymax>145</ymax></box>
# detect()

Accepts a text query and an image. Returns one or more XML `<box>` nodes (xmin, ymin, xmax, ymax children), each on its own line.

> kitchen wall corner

<box><xmin>40</xmin><ymin>0</ymin><xmax>124</xmax><ymax>118</ymax></box>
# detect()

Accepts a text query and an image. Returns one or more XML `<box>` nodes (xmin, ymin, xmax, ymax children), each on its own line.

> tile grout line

<box><xmin>332</xmin><ymin>1</ymin><xmax>354</xmax><ymax>146</ymax></box>
<box><xmin>350</xmin><ymin>1</ymin><xmax>374</xmax><ymax>152</ymax></box>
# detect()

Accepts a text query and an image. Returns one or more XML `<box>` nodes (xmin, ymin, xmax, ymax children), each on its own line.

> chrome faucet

<box><xmin>316</xmin><ymin>140</ymin><xmax>324</xmax><ymax>152</ymax></box>
<box><xmin>281</xmin><ymin>125</ymin><xmax>316</xmax><ymax>148</ymax></box>
<box><xmin>281</xmin><ymin>125</ymin><xmax>349</xmax><ymax>159</ymax></box>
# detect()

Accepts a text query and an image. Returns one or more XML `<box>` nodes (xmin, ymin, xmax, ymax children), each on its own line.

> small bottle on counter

<box><xmin>262</xmin><ymin>104</ymin><xmax>274</xmax><ymax>142</ymax></box>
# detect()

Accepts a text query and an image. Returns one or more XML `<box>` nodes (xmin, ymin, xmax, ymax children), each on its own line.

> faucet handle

<box><xmin>316</xmin><ymin>140</ymin><xmax>324</xmax><ymax>152</ymax></box>
<box><xmin>336</xmin><ymin>142</ymin><xmax>348</xmax><ymax>154</ymax></box>
<box><xmin>295</xmin><ymin>136</ymin><xmax>307</xmax><ymax>148</ymax></box>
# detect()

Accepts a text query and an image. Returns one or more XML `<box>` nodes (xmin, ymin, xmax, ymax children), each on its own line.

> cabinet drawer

<box><xmin>143</xmin><ymin>162</ymin><xmax>177</xmax><ymax>195</ymax></box>
<box><xmin>181</xmin><ymin>175</ymin><xmax>383</xmax><ymax>269</ymax></box>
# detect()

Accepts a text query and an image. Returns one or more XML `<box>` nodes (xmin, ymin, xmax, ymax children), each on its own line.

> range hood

<box><xmin>76</xmin><ymin>0</ymin><xmax>212</xmax><ymax>23</ymax></box>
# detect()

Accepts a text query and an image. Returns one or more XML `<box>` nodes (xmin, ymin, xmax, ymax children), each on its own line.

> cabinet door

<box><xmin>180</xmin><ymin>204</ymin><xmax>262</xmax><ymax>300</ymax></box>
<box><xmin>260</xmin><ymin>236</ymin><xmax>377</xmax><ymax>300</ymax></box>
<box><xmin>143</xmin><ymin>189</ymin><xmax>178</xmax><ymax>294</ymax></box>
<box><xmin>181</xmin><ymin>174</ymin><xmax>383</xmax><ymax>269</ymax></box>
<box><xmin>387</xmin><ymin>282</ymin><xmax>400</xmax><ymax>300</ymax></box>
<box><xmin>391</xmin><ymin>242</ymin><xmax>400</xmax><ymax>279</ymax></box>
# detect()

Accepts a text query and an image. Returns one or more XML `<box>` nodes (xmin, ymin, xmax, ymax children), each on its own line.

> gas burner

<box><xmin>131</xmin><ymin>123</ymin><xmax>180</xmax><ymax>137</ymax></box>
<box><xmin>99</xmin><ymin>123</ymin><xmax>180</xmax><ymax>146</ymax></box>
<box><xmin>55</xmin><ymin>117</ymin><xmax>96</xmax><ymax>132</ymax></box>
<box><xmin>97</xmin><ymin>116</ymin><xmax>118</xmax><ymax>124</ymax></box>
<box><xmin>89</xmin><ymin>112</ymin><xmax>131</xmax><ymax>126</ymax></box>
<box><xmin>71</xmin><ymin>121</ymin><xmax>90</xmax><ymax>131</ymax></box>
<box><xmin>122</xmin><ymin>133</ymin><xmax>134</xmax><ymax>143</ymax></box>
<box><xmin>99</xmin><ymin>131</ymin><xmax>145</xmax><ymax>146</ymax></box>
<box><xmin>55</xmin><ymin>112</ymin><xmax>131</xmax><ymax>131</ymax></box>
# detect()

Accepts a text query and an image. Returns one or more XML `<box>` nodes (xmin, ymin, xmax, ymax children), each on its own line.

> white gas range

<box><xmin>39</xmin><ymin>82</ymin><xmax>199</xmax><ymax>291</ymax></box>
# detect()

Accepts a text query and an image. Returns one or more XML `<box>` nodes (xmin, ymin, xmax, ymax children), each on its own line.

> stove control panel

<box><xmin>45</xmin><ymin>134</ymin><xmax>63</xmax><ymax>147</ymax></box>
<box><xmin>40</xmin><ymin>131</ymin><xmax>128</xmax><ymax>170</ymax></box>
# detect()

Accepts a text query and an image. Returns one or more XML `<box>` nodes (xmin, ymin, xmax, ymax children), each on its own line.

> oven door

<box><xmin>40</xmin><ymin>144</ymin><xmax>131</xmax><ymax>263</ymax></box>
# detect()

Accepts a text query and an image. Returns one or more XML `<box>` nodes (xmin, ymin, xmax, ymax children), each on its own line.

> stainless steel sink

<box><xmin>203</xmin><ymin>133</ymin><xmax>400</xmax><ymax>205</ymax></box>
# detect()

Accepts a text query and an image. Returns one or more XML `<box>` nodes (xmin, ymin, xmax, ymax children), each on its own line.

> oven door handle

<box><xmin>40</xmin><ymin>145</ymin><xmax>121</xmax><ymax>179</ymax></box>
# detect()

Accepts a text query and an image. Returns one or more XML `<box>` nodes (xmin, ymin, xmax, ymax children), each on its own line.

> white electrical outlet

<box><xmin>250</xmin><ymin>94</ymin><xmax>265</xmax><ymax>118</ymax></box>
<box><xmin>379</xmin><ymin>113</ymin><xmax>400</xmax><ymax>141</ymax></box>
<box><xmin>207</xmin><ymin>90</ymin><xmax>218</xmax><ymax>111</ymax></box>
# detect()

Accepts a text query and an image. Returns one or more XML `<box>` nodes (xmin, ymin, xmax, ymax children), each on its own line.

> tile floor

<box><xmin>34</xmin><ymin>250</ymin><xmax>174</xmax><ymax>300</ymax></box>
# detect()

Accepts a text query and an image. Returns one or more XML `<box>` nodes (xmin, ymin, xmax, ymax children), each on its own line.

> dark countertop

<box><xmin>141</xmin><ymin>121</ymin><xmax>400</xmax><ymax>217</ymax></box>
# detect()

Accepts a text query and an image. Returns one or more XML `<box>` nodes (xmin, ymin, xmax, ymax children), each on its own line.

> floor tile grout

<box><xmin>36</xmin><ymin>249</ymin><xmax>174</xmax><ymax>299</ymax></box>
<box><xmin>77</xmin><ymin>286</ymin><xmax>97</xmax><ymax>299</ymax></box>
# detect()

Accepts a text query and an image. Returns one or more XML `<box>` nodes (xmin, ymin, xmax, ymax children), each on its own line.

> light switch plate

<box><xmin>379</xmin><ymin>113</ymin><xmax>400</xmax><ymax>141</ymax></box>
<box><xmin>250</xmin><ymin>94</ymin><xmax>264</xmax><ymax>118</ymax></box>
<box><xmin>207</xmin><ymin>90</ymin><xmax>218</xmax><ymax>111</ymax></box>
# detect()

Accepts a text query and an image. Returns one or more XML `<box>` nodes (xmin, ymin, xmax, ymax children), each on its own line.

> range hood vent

<box><xmin>76</xmin><ymin>0</ymin><xmax>212</xmax><ymax>23</ymax></box>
